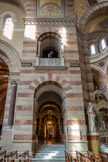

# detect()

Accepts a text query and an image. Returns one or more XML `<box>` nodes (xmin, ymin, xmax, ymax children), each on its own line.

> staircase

<box><xmin>32</xmin><ymin>144</ymin><xmax>65</xmax><ymax>162</ymax></box>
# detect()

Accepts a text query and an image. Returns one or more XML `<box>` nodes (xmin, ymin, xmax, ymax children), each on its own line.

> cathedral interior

<box><xmin>0</xmin><ymin>0</ymin><xmax>108</xmax><ymax>161</ymax></box>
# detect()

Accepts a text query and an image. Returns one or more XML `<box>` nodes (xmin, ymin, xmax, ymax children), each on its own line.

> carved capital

<box><xmin>10</xmin><ymin>80</ymin><xmax>18</xmax><ymax>87</ymax></box>
<box><xmin>23</xmin><ymin>18</ymin><xmax>75</xmax><ymax>26</ymax></box>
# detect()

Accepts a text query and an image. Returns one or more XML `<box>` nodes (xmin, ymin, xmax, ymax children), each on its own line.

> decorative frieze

<box><xmin>24</xmin><ymin>18</ymin><xmax>75</xmax><ymax>25</ymax></box>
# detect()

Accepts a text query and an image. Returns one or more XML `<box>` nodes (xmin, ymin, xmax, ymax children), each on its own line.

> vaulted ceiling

<box><xmin>0</xmin><ymin>0</ymin><xmax>26</xmax><ymax>10</ymax></box>
<box><xmin>88</xmin><ymin>0</ymin><xmax>97</xmax><ymax>5</ymax></box>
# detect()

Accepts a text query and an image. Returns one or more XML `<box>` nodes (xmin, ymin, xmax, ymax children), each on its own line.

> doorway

<box><xmin>33</xmin><ymin>82</ymin><xmax>64</xmax><ymax>145</ymax></box>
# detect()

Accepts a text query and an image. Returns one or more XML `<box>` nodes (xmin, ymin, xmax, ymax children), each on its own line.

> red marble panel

<box><xmin>16</xmin><ymin>106</ymin><xmax>32</xmax><ymax>111</ymax></box>
<box><xmin>69</xmin><ymin>70</ymin><xmax>81</xmax><ymax>74</ymax></box>
<box><xmin>23</xmin><ymin>41</ymin><xmax>36</xmax><ymax>44</ymax></box>
<box><xmin>61</xmin><ymin>79</ymin><xmax>68</xmax><ymax>85</ymax></box>
<box><xmin>87</xmin><ymin>89</ymin><xmax>94</xmax><ymax>93</ymax></box>
<box><xmin>18</xmin><ymin>93</ymin><xmax>33</xmax><ymax>97</ymax></box>
<box><xmin>64</xmin><ymin>50</ymin><xmax>78</xmax><ymax>54</ymax></box>
<box><xmin>29</xmin><ymin>85</ymin><xmax>35</xmax><ymax>90</ymax></box>
<box><xmin>14</xmin><ymin>135</ymin><xmax>32</xmax><ymax>140</ymax></box>
<box><xmin>64</xmin><ymin>106</ymin><xmax>84</xmax><ymax>113</ymax></box>
<box><xmin>15</xmin><ymin>120</ymin><xmax>33</xmax><ymax>125</ymax></box>
<box><xmin>70</xmin><ymin>81</ymin><xmax>82</xmax><ymax>85</ymax></box>
<box><xmin>66</xmin><ymin>93</ymin><xmax>83</xmax><ymax>98</ymax></box>
<box><xmin>67</xmin><ymin>41</ymin><xmax>77</xmax><ymax>45</ymax></box>
<box><xmin>64</xmin><ymin>120</ymin><xmax>86</xmax><ymax>125</ymax></box>
<box><xmin>22</xmin><ymin>50</ymin><xmax>36</xmax><ymax>53</ymax></box>
<box><xmin>65</xmin><ymin>60</ymin><xmax>79</xmax><ymax>63</ymax></box>
<box><xmin>19</xmin><ymin>81</ymin><xmax>32</xmax><ymax>85</ymax></box>
<box><xmin>40</xmin><ymin>76</ymin><xmax>45</xmax><ymax>82</ymax></box>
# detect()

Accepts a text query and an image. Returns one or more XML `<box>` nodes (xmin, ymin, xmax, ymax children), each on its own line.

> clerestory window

<box><xmin>101</xmin><ymin>38</ymin><xmax>107</xmax><ymax>51</ymax></box>
<box><xmin>90</xmin><ymin>44</ymin><xmax>96</xmax><ymax>56</ymax></box>
<box><xmin>3</xmin><ymin>16</ymin><xmax>14</xmax><ymax>40</ymax></box>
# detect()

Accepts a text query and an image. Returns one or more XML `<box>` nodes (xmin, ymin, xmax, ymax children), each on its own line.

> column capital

<box><xmin>10</xmin><ymin>80</ymin><xmax>18</xmax><ymax>87</ymax></box>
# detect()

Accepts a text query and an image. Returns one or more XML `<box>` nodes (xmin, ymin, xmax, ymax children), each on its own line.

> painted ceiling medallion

<box><xmin>40</xmin><ymin>5</ymin><xmax>61</xmax><ymax>16</ymax></box>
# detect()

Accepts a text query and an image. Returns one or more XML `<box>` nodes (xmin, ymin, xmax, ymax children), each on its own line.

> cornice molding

<box><xmin>35</xmin><ymin>65</ymin><xmax>67</xmax><ymax>70</ymax></box>
<box><xmin>23</xmin><ymin>18</ymin><xmax>75</xmax><ymax>25</ymax></box>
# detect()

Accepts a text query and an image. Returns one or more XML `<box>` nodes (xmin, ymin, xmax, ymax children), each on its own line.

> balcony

<box><xmin>35</xmin><ymin>57</ymin><xmax>66</xmax><ymax>70</ymax></box>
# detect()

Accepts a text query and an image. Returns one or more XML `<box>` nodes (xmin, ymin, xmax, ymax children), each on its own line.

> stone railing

<box><xmin>35</xmin><ymin>57</ymin><xmax>66</xmax><ymax>70</ymax></box>
<box><xmin>36</xmin><ymin>57</ymin><xmax>64</xmax><ymax>66</ymax></box>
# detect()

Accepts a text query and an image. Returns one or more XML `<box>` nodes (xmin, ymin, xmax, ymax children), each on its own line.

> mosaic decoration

<box><xmin>99</xmin><ymin>62</ymin><xmax>104</xmax><ymax>67</ymax></box>
<box><xmin>37</xmin><ymin>0</ymin><xmax>64</xmax><ymax>18</ymax></box>
<box><xmin>40</xmin><ymin>5</ymin><xmax>61</xmax><ymax>16</ymax></box>
<box><xmin>74</xmin><ymin>0</ymin><xmax>89</xmax><ymax>25</ymax></box>
<box><xmin>94</xmin><ymin>58</ymin><xmax>106</xmax><ymax>71</ymax></box>
<box><xmin>99</xmin><ymin>18</ymin><xmax>108</xmax><ymax>30</ymax></box>
<box><xmin>40</xmin><ymin>0</ymin><xmax>61</xmax><ymax>7</ymax></box>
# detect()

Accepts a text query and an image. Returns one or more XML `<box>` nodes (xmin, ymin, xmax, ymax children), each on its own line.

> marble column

<box><xmin>60</xmin><ymin>118</ymin><xmax>64</xmax><ymax>134</ymax></box>
<box><xmin>8</xmin><ymin>80</ymin><xmax>17</xmax><ymax>127</ymax></box>
<box><xmin>36</xmin><ymin>118</ymin><xmax>39</xmax><ymax>135</ymax></box>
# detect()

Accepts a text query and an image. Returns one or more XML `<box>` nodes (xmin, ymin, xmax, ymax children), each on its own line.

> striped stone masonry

<box><xmin>1</xmin><ymin>0</ymin><xmax>93</xmax><ymax>153</ymax></box>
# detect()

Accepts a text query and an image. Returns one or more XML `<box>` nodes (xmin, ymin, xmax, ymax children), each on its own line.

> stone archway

<box><xmin>34</xmin><ymin>82</ymin><xmax>65</xmax><ymax>145</ymax></box>
<box><xmin>0</xmin><ymin>40</ymin><xmax>21</xmax><ymax>150</ymax></box>
<box><xmin>0</xmin><ymin>39</ymin><xmax>21</xmax><ymax>74</ymax></box>
<box><xmin>79</xmin><ymin>2</ymin><xmax>108</xmax><ymax>33</ymax></box>
<box><xmin>28</xmin><ymin>78</ymin><xmax>71</xmax><ymax>150</ymax></box>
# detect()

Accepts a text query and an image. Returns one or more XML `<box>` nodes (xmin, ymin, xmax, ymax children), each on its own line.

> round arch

<box><xmin>33</xmin><ymin>80</ymin><xmax>65</xmax><ymax>144</ymax></box>
<box><xmin>91</xmin><ymin>65</ymin><xmax>105</xmax><ymax>76</ymax></box>
<box><xmin>91</xmin><ymin>66</ymin><xmax>106</xmax><ymax>90</ymax></box>
<box><xmin>29</xmin><ymin>77</ymin><xmax>72</xmax><ymax>95</ymax></box>
<box><xmin>0</xmin><ymin>39</ymin><xmax>21</xmax><ymax>74</ymax></box>
<box><xmin>0</xmin><ymin>0</ymin><xmax>27</xmax><ymax>12</ymax></box>
<box><xmin>37</xmin><ymin>32</ymin><xmax>62</xmax><ymax>58</ymax></box>
<box><xmin>79</xmin><ymin>2</ymin><xmax>108</xmax><ymax>33</ymax></box>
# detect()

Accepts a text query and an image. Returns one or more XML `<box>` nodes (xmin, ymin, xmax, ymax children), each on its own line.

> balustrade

<box><xmin>36</xmin><ymin>57</ymin><xmax>65</xmax><ymax>66</ymax></box>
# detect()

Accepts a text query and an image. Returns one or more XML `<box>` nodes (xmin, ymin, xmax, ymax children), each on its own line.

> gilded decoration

<box><xmin>40</xmin><ymin>0</ymin><xmax>61</xmax><ymax>7</ymax></box>
<box><xmin>74</xmin><ymin>0</ymin><xmax>89</xmax><ymax>24</ymax></box>
<box><xmin>40</xmin><ymin>5</ymin><xmax>61</xmax><ymax>16</ymax></box>
<box><xmin>37</xmin><ymin>0</ymin><xmax>64</xmax><ymax>18</ymax></box>
<box><xmin>94</xmin><ymin>58</ymin><xmax>107</xmax><ymax>71</ymax></box>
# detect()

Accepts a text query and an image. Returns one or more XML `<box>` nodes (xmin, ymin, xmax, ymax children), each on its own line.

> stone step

<box><xmin>32</xmin><ymin>160</ymin><xmax>65</xmax><ymax>161</ymax></box>
<box><xmin>34</xmin><ymin>153</ymin><xmax>65</xmax><ymax>158</ymax></box>
<box><xmin>34</xmin><ymin>144</ymin><xmax>65</xmax><ymax>162</ymax></box>
<box><xmin>32</xmin><ymin>158</ymin><xmax>65</xmax><ymax>161</ymax></box>
<box><xmin>36</xmin><ymin>149</ymin><xmax>65</xmax><ymax>152</ymax></box>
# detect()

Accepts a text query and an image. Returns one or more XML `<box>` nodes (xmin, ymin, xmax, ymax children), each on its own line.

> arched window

<box><xmin>42</xmin><ymin>47</ymin><xmax>58</xmax><ymax>58</ymax></box>
<box><xmin>36</xmin><ymin>32</ymin><xmax>65</xmax><ymax>69</ymax></box>
<box><xmin>37</xmin><ymin>32</ymin><xmax>61</xmax><ymax>58</ymax></box>
<box><xmin>100</xmin><ymin>38</ymin><xmax>107</xmax><ymax>51</ymax></box>
<box><xmin>90</xmin><ymin>44</ymin><xmax>96</xmax><ymax>56</ymax></box>
<box><xmin>3</xmin><ymin>16</ymin><xmax>14</xmax><ymax>39</ymax></box>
